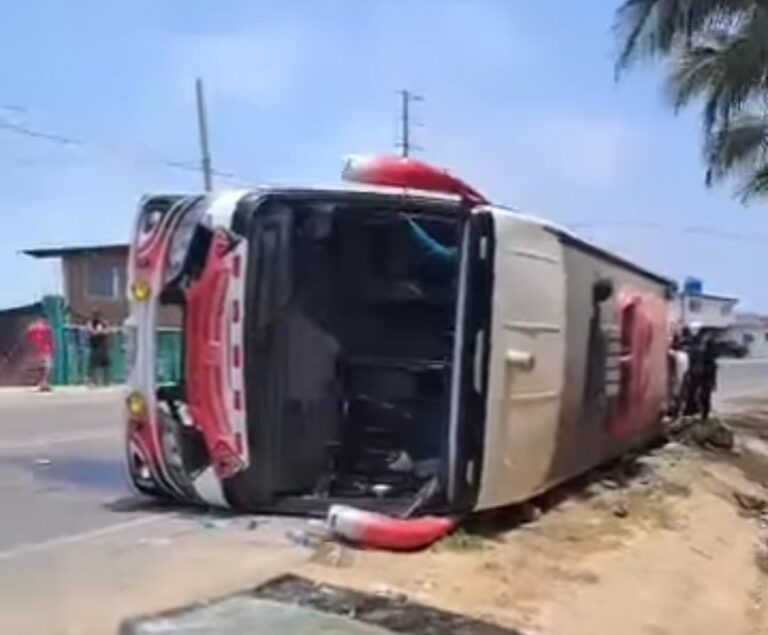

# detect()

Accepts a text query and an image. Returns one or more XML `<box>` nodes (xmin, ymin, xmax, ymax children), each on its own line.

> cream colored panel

<box><xmin>476</xmin><ymin>210</ymin><xmax>566</xmax><ymax>510</ymax></box>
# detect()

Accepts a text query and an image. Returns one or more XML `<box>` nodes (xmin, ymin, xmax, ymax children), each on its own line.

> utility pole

<box><xmin>195</xmin><ymin>78</ymin><xmax>213</xmax><ymax>192</ymax></box>
<box><xmin>398</xmin><ymin>89</ymin><xmax>423</xmax><ymax>158</ymax></box>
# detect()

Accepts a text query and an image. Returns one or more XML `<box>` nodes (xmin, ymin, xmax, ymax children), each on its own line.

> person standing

<box><xmin>682</xmin><ymin>324</ymin><xmax>704</xmax><ymax>417</ymax></box>
<box><xmin>26</xmin><ymin>312</ymin><xmax>54</xmax><ymax>392</ymax></box>
<box><xmin>87</xmin><ymin>311</ymin><xmax>111</xmax><ymax>386</ymax></box>
<box><xmin>667</xmin><ymin>330</ymin><xmax>689</xmax><ymax>419</ymax></box>
<box><xmin>698</xmin><ymin>332</ymin><xmax>719</xmax><ymax>420</ymax></box>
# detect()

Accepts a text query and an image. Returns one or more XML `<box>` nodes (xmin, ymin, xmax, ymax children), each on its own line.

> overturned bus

<box><xmin>124</xmin><ymin>155</ymin><xmax>673</xmax><ymax>521</ymax></box>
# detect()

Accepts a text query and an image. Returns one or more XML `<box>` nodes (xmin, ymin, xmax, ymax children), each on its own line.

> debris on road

<box><xmin>327</xmin><ymin>504</ymin><xmax>455</xmax><ymax>551</ymax></box>
<box><xmin>198</xmin><ymin>517</ymin><xmax>232</xmax><ymax>530</ymax></box>
<box><xmin>612</xmin><ymin>501</ymin><xmax>630</xmax><ymax>518</ymax></box>
<box><xmin>33</xmin><ymin>457</ymin><xmax>52</xmax><ymax>467</ymax></box>
<box><xmin>310</xmin><ymin>542</ymin><xmax>354</xmax><ymax>568</ymax></box>
<box><xmin>287</xmin><ymin>528</ymin><xmax>327</xmax><ymax>550</ymax></box>
<box><xmin>733</xmin><ymin>491</ymin><xmax>768</xmax><ymax>517</ymax></box>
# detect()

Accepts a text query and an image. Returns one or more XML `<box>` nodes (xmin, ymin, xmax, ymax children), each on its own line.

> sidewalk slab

<box><xmin>122</xmin><ymin>597</ymin><xmax>394</xmax><ymax>635</ymax></box>
<box><xmin>0</xmin><ymin>385</ymin><xmax>125</xmax><ymax>402</ymax></box>
<box><xmin>122</xmin><ymin>575</ymin><xmax>522</xmax><ymax>635</ymax></box>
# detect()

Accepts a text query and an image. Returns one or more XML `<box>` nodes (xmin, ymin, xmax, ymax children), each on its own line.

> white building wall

<box><xmin>676</xmin><ymin>294</ymin><xmax>737</xmax><ymax>330</ymax></box>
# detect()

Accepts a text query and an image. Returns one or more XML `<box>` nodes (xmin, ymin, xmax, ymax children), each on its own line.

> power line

<box><xmin>0</xmin><ymin>119</ymin><xmax>81</xmax><ymax>146</ymax></box>
<box><xmin>0</xmin><ymin>111</ymin><xmax>252</xmax><ymax>187</ymax></box>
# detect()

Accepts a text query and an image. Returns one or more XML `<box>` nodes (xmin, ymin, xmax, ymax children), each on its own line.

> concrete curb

<box><xmin>0</xmin><ymin>385</ymin><xmax>126</xmax><ymax>401</ymax></box>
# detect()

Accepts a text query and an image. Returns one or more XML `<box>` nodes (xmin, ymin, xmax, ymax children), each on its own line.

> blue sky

<box><xmin>1</xmin><ymin>1</ymin><xmax>767</xmax><ymax>309</ymax></box>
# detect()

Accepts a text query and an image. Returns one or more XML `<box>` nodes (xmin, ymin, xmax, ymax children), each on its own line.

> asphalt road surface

<box><xmin>0</xmin><ymin>361</ymin><xmax>765</xmax><ymax>634</ymax></box>
<box><xmin>716</xmin><ymin>358</ymin><xmax>768</xmax><ymax>406</ymax></box>
<box><xmin>0</xmin><ymin>388</ymin><xmax>305</xmax><ymax>635</ymax></box>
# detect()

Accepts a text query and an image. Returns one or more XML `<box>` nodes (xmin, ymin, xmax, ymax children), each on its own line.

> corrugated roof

<box><xmin>681</xmin><ymin>292</ymin><xmax>739</xmax><ymax>302</ymax></box>
<box><xmin>0</xmin><ymin>301</ymin><xmax>43</xmax><ymax>317</ymax></box>
<box><xmin>23</xmin><ymin>243</ymin><xmax>129</xmax><ymax>258</ymax></box>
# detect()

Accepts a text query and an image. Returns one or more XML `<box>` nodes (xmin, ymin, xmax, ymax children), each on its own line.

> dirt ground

<box><xmin>298</xmin><ymin>396</ymin><xmax>768</xmax><ymax>635</ymax></box>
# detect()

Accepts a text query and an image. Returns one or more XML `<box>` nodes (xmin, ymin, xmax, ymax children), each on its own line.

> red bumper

<box><xmin>185</xmin><ymin>231</ymin><xmax>244</xmax><ymax>479</ymax></box>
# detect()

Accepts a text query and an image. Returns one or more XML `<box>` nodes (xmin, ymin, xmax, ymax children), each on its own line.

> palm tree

<box><xmin>615</xmin><ymin>0</ymin><xmax>768</xmax><ymax>200</ymax></box>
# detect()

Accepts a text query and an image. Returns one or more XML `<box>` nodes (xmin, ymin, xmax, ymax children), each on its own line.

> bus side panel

<box><xmin>475</xmin><ymin>212</ymin><xmax>567</xmax><ymax>511</ymax></box>
<box><xmin>542</xmin><ymin>244</ymin><xmax>668</xmax><ymax>491</ymax></box>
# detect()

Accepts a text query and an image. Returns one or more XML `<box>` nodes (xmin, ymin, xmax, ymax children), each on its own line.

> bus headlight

<box><xmin>126</xmin><ymin>392</ymin><xmax>148</xmax><ymax>419</ymax></box>
<box><xmin>131</xmin><ymin>280</ymin><xmax>151</xmax><ymax>302</ymax></box>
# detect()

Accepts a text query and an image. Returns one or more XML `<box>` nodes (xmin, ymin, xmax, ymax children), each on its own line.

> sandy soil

<box><xmin>300</xmin><ymin>397</ymin><xmax>768</xmax><ymax>635</ymax></box>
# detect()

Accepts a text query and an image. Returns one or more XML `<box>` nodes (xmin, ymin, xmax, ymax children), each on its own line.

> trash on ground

<box><xmin>371</xmin><ymin>584</ymin><xmax>408</xmax><ymax>602</ymax></box>
<box><xmin>34</xmin><ymin>457</ymin><xmax>52</xmax><ymax>467</ymax></box>
<box><xmin>733</xmin><ymin>491</ymin><xmax>768</xmax><ymax>517</ymax></box>
<box><xmin>613</xmin><ymin>501</ymin><xmax>630</xmax><ymax>518</ymax></box>
<box><xmin>198</xmin><ymin>517</ymin><xmax>232</xmax><ymax>530</ymax></box>
<box><xmin>287</xmin><ymin>528</ymin><xmax>328</xmax><ymax>549</ymax></box>
<box><xmin>327</xmin><ymin>504</ymin><xmax>456</xmax><ymax>551</ymax></box>
<box><xmin>310</xmin><ymin>542</ymin><xmax>354</xmax><ymax>568</ymax></box>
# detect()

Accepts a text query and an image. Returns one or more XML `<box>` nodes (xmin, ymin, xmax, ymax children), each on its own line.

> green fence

<box><xmin>41</xmin><ymin>295</ymin><xmax>183</xmax><ymax>386</ymax></box>
<box><xmin>58</xmin><ymin>324</ymin><xmax>182</xmax><ymax>386</ymax></box>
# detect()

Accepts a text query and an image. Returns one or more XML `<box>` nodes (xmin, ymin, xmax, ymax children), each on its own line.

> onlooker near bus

<box><xmin>667</xmin><ymin>329</ymin><xmax>689</xmax><ymax>419</ymax></box>
<box><xmin>682</xmin><ymin>325</ymin><xmax>703</xmax><ymax>417</ymax></box>
<box><xmin>683</xmin><ymin>324</ymin><xmax>719</xmax><ymax>420</ymax></box>
<box><xmin>698</xmin><ymin>332</ymin><xmax>719</xmax><ymax>420</ymax></box>
<box><xmin>26</xmin><ymin>313</ymin><xmax>54</xmax><ymax>392</ymax></box>
<box><xmin>87</xmin><ymin>311</ymin><xmax>111</xmax><ymax>386</ymax></box>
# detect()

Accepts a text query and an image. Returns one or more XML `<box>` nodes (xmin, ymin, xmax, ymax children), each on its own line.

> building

<box><xmin>24</xmin><ymin>243</ymin><xmax>130</xmax><ymax>325</ymax></box>
<box><xmin>725</xmin><ymin>313</ymin><xmax>768</xmax><ymax>358</ymax></box>
<box><xmin>23</xmin><ymin>243</ymin><xmax>179</xmax><ymax>327</ymax></box>
<box><xmin>670</xmin><ymin>277</ymin><xmax>738</xmax><ymax>332</ymax></box>
<box><xmin>17</xmin><ymin>243</ymin><xmax>182</xmax><ymax>386</ymax></box>
<box><xmin>673</xmin><ymin>291</ymin><xmax>739</xmax><ymax>330</ymax></box>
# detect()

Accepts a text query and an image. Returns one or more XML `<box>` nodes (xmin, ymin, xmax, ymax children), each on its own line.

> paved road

<box><xmin>0</xmin><ymin>361</ymin><xmax>765</xmax><ymax>634</ymax></box>
<box><xmin>0</xmin><ymin>388</ymin><xmax>305</xmax><ymax>635</ymax></box>
<box><xmin>716</xmin><ymin>358</ymin><xmax>768</xmax><ymax>407</ymax></box>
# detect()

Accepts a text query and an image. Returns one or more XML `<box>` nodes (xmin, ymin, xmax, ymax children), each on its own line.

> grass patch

<box><xmin>438</xmin><ymin>529</ymin><xmax>487</xmax><ymax>552</ymax></box>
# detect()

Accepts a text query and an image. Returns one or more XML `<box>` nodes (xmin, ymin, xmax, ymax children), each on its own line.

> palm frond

<box><xmin>668</xmin><ymin>37</ymin><xmax>727</xmax><ymax>110</ymax></box>
<box><xmin>705</xmin><ymin>114</ymin><xmax>768</xmax><ymax>183</ymax></box>
<box><xmin>616</xmin><ymin>0</ymin><xmax>754</xmax><ymax>72</ymax></box>
<box><xmin>664</xmin><ymin>7</ymin><xmax>768</xmax><ymax>141</ymax></box>
<box><xmin>737</xmin><ymin>163</ymin><xmax>768</xmax><ymax>200</ymax></box>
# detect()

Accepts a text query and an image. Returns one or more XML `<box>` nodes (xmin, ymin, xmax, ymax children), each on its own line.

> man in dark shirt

<box><xmin>87</xmin><ymin>311</ymin><xmax>111</xmax><ymax>386</ymax></box>
<box><xmin>684</xmin><ymin>328</ymin><xmax>718</xmax><ymax>420</ymax></box>
<box><xmin>698</xmin><ymin>333</ymin><xmax>719</xmax><ymax>420</ymax></box>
